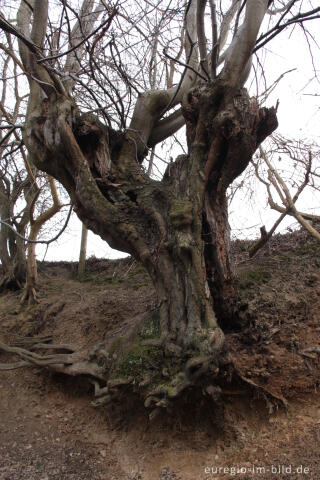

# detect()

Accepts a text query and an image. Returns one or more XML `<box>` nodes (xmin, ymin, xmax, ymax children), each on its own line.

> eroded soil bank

<box><xmin>0</xmin><ymin>229</ymin><xmax>319</xmax><ymax>479</ymax></box>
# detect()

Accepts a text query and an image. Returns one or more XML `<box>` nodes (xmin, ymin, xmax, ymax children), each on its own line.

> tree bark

<box><xmin>185</xmin><ymin>84</ymin><xmax>278</xmax><ymax>329</ymax></box>
<box><xmin>21</xmin><ymin>176</ymin><xmax>61</xmax><ymax>305</ymax></box>
<box><xmin>78</xmin><ymin>223</ymin><xmax>88</xmax><ymax>278</ymax></box>
<box><xmin>0</xmin><ymin>235</ymin><xmax>26</xmax><ymax>290</ymax></box>
<box><xmin>0</xmin><ymin>185</ymin><xmax>27</xmax><ymax>291</ymax></box>
<box><xmin>21</xmin><ymin>80</ymin><xmax>277</xmax><ymax>401</ymax></box>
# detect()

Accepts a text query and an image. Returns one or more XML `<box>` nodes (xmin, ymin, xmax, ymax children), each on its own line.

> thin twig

<box><xmin>163</xmin><ymin>48</ymin><xmax>207</xmax><ymax>83</ymax></box>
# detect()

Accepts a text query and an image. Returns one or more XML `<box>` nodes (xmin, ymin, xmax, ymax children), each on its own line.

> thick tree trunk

<box><xmin>0</xmin><ymin>203</ymin><xmax>26</xmax><ymax>291</ymax></box>
<box><xmin>149</xmin><ymin>247</ymin><xmax>224</xmax><ymax>357</ymax></box>
<box><xmin>22</xmin><ymin>82</ymin><xmax>277</xmax><ymax>405</ymax></box>
<box><xmin>0</xmin><ymin>245</ymin><xmax>26</xmax><ymax>291</ymax></box>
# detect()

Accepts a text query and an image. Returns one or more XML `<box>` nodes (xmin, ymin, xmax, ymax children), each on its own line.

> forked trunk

<box><xmin>23</xmin><ymin>84</ymin><xmax>277</xmax><ymax>397</ymax></box>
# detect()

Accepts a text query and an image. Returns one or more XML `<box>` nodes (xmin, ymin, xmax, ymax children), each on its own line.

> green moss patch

<box><xmin>107</xmin><ymin>311</ymin><xmax>163</xmax><ymax>381</ymax></box>
<box><xmin>115</xmin><ymin>345</ymin><xmax>162</xmax><ymax>378</ymax></box>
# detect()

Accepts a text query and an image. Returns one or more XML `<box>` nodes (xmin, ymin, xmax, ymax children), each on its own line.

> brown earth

<box><xmin>0</xmin><ymin>229</ymin><xmax>319</xmax><ymax>480</ymax></box>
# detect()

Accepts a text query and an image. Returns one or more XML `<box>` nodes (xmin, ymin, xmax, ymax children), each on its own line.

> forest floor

<box><xmin>0</xmin><ymin>228</ymin><xmax>319</xmax><ymax>480</ymax></box>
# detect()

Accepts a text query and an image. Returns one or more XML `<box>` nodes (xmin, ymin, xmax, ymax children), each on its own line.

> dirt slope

<box><xmin>0</xmin><ymin>230</ymin><xmax>319</xmax><ymax>480</ymax></box>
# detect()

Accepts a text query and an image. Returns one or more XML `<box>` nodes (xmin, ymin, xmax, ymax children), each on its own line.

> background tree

<box><xmin>0</xmin><ymin>34</ymin><xmax>31</xmax><ymax>290</ymax></box>
<box><xmin>0</xmin><ymin>164</ymin><xmax>30</xmax><ymax>290</ymax></box>
<box><xmin>21</xmin><ymin>174</ymin><xmax>62</xmax><ymax>304</ymax></box>
<box><xmin>0</xmin><ymin>25</ymin><xmax>66</xmax><ymax>302</ymax></box>
<box><xmin>78</xmin><ymin>222</ymin><xmax>88</xmax><ymax>278</ymax></box>
<box><xmin>0</xmin><ymin>0</ymin><xmax>319</xmax><ymax>412</ymax></box>
<box><xmin>249</xmin><ymin>138</ymin><xmax>320</xmax><ymax>257</ymax></box>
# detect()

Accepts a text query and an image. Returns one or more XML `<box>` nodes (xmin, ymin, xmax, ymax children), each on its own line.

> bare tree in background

<box><xmin>0</xmin><ymin>36</ymin><xmax>31</xmax><ymax>289</ymax></box>
<box><xmin>21</xmin><ymin>174</ymin><xmax>62</xmax><ymax>304</ymax></box>
<box><xmin>0</xmin><ymin>0</ymin><xmax>319</xmax><ymax>412</ymax></box>
<box><xmin>250</xmin><ymin>136</ymin><xmax>320</xmax><ymax>257</ymax></box>
<box><xmin>0</xmin><ymin>167</ymin><xmax>30</xmax><ymax>290</ymax></box>
<box><xmin>78</xmin><ymin>222</ymin><xmax>88</xmax><ymax>278</ymax></box>
<box><xmin>0</xmin><ymin>33</ymin><xmax>64</xmax><ymax>303</ymax></box>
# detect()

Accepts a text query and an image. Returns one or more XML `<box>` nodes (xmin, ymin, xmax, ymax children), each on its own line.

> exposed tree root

<box><xmin>0</xmin><ymin>319</ymin><xmax>289</xmax><ymax>418</ymax></box>
<box><xmin>6</xmin><ymin>335</ymin><xmax>53</xmax><ymax>346</ymax></box>
<box><xmin>0</xmin><ymin>273</ymin><xmax>23</xmax><ymax>292</ymax></box>
<box><xmin>0</xmin><ymin>326</ymin><xmax>225</xmax><ymax>415</ymax></box>
<box><xmin>20</xmin><ymin>285</ymin><xmax>39</xmax><ymax>306</ymax></box>
<box><xmin>0</xmin><ymin>338</ymin><xmax>105</xmax><ymax>380</ymax></box>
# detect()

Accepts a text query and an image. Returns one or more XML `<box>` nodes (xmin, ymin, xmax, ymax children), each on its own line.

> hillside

<box><xmin>0</xmin><ymin>229</ymin><xmax>319</xmax><ymax>480</ymax></box>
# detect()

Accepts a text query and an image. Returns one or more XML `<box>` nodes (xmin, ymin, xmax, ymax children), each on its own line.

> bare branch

<box><xmin>209</xmin><ymin>0</ymin><xmax>218</xmax><ymax>79</ymax></box>
<box><xmin>218</xmin><ymin>0</ymin><xmax>240</xmax><ymax>52</ymax></box>
<box><xmin>260</xmin><ymin>146</ymin><xmax>320</xmax><ymax>243</ymax></box>
<box><xmin>220</xmin><ymin>0</ymin><xmax>269</xmax><ymax>88</ymax></box>
<box><xmin>38</xmin><ymin>9</ymin><xmax>116</xmax><ymax>66</ymax></box>
<box><xmin>267</xmin><ymin>0</ymin><xmax>297</xmax><ymax>15</ymax></box>
<box><xmin>0</xmin><ymin>205</ymin><xmax>73</xmax><ymax>245</ymax></box>
<box><xmin>30</xmin><ymin>0</ymin><xmax>48</xmax><ymax>47</ymax></box>
<box><xmin>254</xmin><ymin>6</ymin><xmax>320</xmax><ymax>52</ymax></box>
<box><xmin>148</xmin><ymin>109</ymin><xmax>185</xmax><ymax>147</ymax></box>
<box><xmin>0</xmin><ymin>125</ymin><xmax>24</xmax><ymax>130</ymax></box>
<box><xmin>248</xmin><ymin>212</ymin><xmax>287</xmax><ymax>258</ymax></box>
<box><xmin>163</xmin><ymin>47</ymin><xmax>207</xmax><ymax>83</ymax></box>
<box><xmin>197</xmin><ymin>0</ymin><xmax>210</xmax><ymax>79</ymax></box>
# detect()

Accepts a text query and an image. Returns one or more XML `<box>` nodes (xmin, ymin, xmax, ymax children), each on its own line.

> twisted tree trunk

<box><xmin>21</xmin><ymin>80</ymin><xmax>277</xmax><ymax>408</ymax></box>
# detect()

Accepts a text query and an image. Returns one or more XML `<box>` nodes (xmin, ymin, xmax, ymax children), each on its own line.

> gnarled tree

<box><xmin>0</xmin><ymin>0</ymin><xmax>318</xmax><ymax>412</ymax></box>
<box><xmin>0</xmin><ymin>29</ymin><xmax>63</xmax><ymax>300</ymax></box>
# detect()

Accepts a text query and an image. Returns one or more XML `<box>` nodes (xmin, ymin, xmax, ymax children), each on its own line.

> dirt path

<box><xmin>0</xmin><ymin>370</ymin><xmax>114</xmax><ymax>480</ymax></box>
<box><xmin>1</xmin><ymin>367</ymin><xmax>320</xmax><ymax>480</ymax></box>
